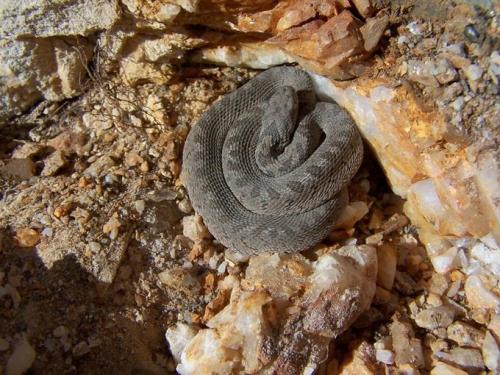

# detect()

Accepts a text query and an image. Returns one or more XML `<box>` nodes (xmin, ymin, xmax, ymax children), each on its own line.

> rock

<box><xmin>431</xmin><ymin>247</ymin><xmax>458</xmax><ymax>274</ymax></box>
<box><xmin>482</xmin><ymin>331</ymin><xmax>500</xmax><ymax>372</ymax></box>
<box><xmin>6</xmin><ymin>336</ymin><xmax>36</xmax><ymax>375</ymax></box>
<box><xmin>375</xmin><ymin>349</ymin><xmax>394</xmax><ymax>365</ymax></box>
<box><xmin>360</xmin><ymin>14</ymin><xmax>389</xmax><ymax>52</ymax></box>
<box><xmin>431</xmin><ymin>362</ymin><xmax>468</xmax><ymax>375</ymax></box>
<box><xmin>158</xmin><ymin>267</ymin><xmax>201</xmax><ymax>295</ymax></box>
<box><xmin>0</xmin><ymin>37</ymin><xmax>93</xmax><ymax>121</ymax></box>
<box><xmin>391</xmin><ymin>317</ymin><xmax>425</xmax><ymax>368</ymax></box>
<box><xmin>170</xmin><ymin>246</ymin><xmax>377</xmax><ymax>374</ymax></box>
<box><xmin>14</xmin><ymin>228</ymin><xmax>40</xmax><ymax>247</ymax></box>
<box><xmin>47</xmin><ymin>132</ymin><xmax>87</xmax><ymax>155</ymax></box>
<box><xmin>84</xmin><ymin>155</ymin><xmax>116</xmax><ymax>178</ymax></box>
<box><xmin>182</xmin><ymin>215</ymin><xmax>211</xmax><ymax>242</ymax></box>
<box><xmin>53</xmin><ymin>326</ymin><xmax>69</xmax><ymax>338</ymax></box>
<box><xmin>434</xmin><ymin>347</ymin><xmax>485</xmax><ymax>373</ymax></box>
<box><xmin>428</xmin><ymin>273</ymin><xmax>449</xmax><ymax>295</ymax></box>
<box><xmin>407</xmin><ymin>60</ymin><xmax>440</xmax><ymax>87</ymax></box>
<box><xmin>376</xmin><ymin>244</ymin><xmax>397</xmax><ymax>290</ymax></box>
<box><xmin>351</xmin><ymin>0</ymin><xmax>374</xmax><ymax>18</ymax></box>
<box><xmin>72</xmin><ymin>341</ymin><xmax>90</xmax><ymax>357</ymax></box>
<box><xmin>165</xmin><ymin>324</ymin><xmax>199</xmax><ymax>362</ymax></box>
<box><xmin>447</xmin><ymin>321</ymin><xmax>485</xmax><ymax>348</ymax></box>
<box><xmin>332</xmin><ymin>201</ymin><xmax>369</xmax><ymax>230</ymax></box>
<box><xmin>465</xmin><ymin>275</ymin><xmax>500</xmax><ymax>310</ymax></box>
<box><xmin>434</xmin><ymin>59</ymin><xmax>458</xmax><ymax>84</ymax></box>
<box><xmin>414</xmin><ymin>306</ymin><xmax>454</xmax><ymax>330</ymax></box>
<box><xmin>464</xmin><ymin>64</ymin><xmax>483</xmax><ymax>82</ymax></box>
<box><xmin>0</xmin><ymin>159</ymin><xmax>36</xmax><ymax>181</ymax></box>
<box><xmin>41</xmin><ymin>150</ymin><xmax>67</xmax><ymax>176</ymax></box>
<box><xmin>0</xmin><ymin>0</ymin><xmax>120</xmax><ymax>38</ymax></box>
<box><xmin>337</xmin><ymin>341</ymin><xmax>382</xmax><ymax>374</ymax></box>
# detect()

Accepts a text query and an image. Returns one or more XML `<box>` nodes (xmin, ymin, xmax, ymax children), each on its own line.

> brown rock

<box><xmin>414</xmin><ymin>306</ymin><xmax>455</xmax><ymax>330</ymax></box>
<box><xmin>376</xmin><ymin>244</ymin><xmax>397</xmax><ymax>290</ymax></box>
<box><xmin>0</xmin><ymin>159</ymin><xmax>36</xmax><ymax>181</ymax></box>
<box><xmin>41</xmin><ymin>150</ymin><xmax>67</xmax><ymax>176</ymax></box>
<box><xmin>350</xmin><ymin>0</ymin><xmax>374</xmax><ymax>18</ymax></box>
<box><xmin>47</xmin><ymin>131</ymin><xmax>87</xmax><ymax>155</ymax></box>
<box><xmin>360</xmin><ymin>14</ymin><xmax>388</xmax><ymax>52</ymax></box>
<box><xmin>391</xmin><ymin>316</ymin><xmax>425</xmax><ymax>368</ymax></box>
<box><xmin>447</xmin><ymin>321</ymin><xmax>485</xmax><ymax>348</ymax></box>
<box><xmin>14</xmin><ymin>228</ymin><xmax>40</xmax><ymax>247</ymax></box>
<box><xmin>434</xmin><ymin>347</ymin><xmax>485</xmax><ymax>373</ymax></box>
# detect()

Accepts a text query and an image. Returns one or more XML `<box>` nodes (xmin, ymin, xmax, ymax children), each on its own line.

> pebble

<box><xmin>447</xmin><ymin>321</ymin><xmax>484</xmax><ymax>348</ymax></box>
<box><xmin>41</xmin><ymin>150</ymin><xmax>67</xmax><ymax>176</ymax></box>
<box><xmin>407</xmin><ymin>60</ymin><xmax>440</xmax><ymax>87</ymax></box>
<box><xmin>428</xmin><ymin>273</ymin><xmax>448</xmax><ymax>295</ymax></box>
<box><xmin>464</xmin><ymin>64</ymin><xmax>483</xmax><ymax>82</ymax></box>
<box><xmin>482</xmin><ymin>331</ymin><xmax>500</xmax><ymax>372</ymax></box>
<box><xmin>72</xmin><ymin>341</ymin><xmax>90</xmax><ymax>357</ymax></box>
<box><xmin>6</xmin><ymin>336</ymin><xmax>36</xmax><ymax>375</ymax></box>
<box><xmin>53</xmin><ymin>325</ymin><xmax>69</xmax><ymax>338</ymax></box>
<box><xmin>431</xmin><ymin>362</ymin><xmax>468</xmax><ymax>375</ymax></box>
<box><xmin>431</xmin><ymin>247</ymin><xmax>458</xmax><ymax>274</ymax></box>
<box><xmin>465</xmin><ymin>275</ymin><xmax>500</xmax><ymax>309</ymax></box>
<box><xmin>182</xmin><ymin>215</ymin><xmax>211</xmax><ymax>242</ymax></box>
<box><xmin>434</xmin><ymin>347</ymin><xmax>485</xmax><ymax>373</ymax></box>
<box><xmin>375</xmin><ymin>349</ymin><xmax>394</xmax><ymax>365</ymax></box>
<box><xmin>14</xmin><ymin>228</ymin><xmax>40</xmax><ymax>247</ymax></box>
<box><xmin>134</xmin><ymin>200</ymin><xmax>146</xmax><ymax>215</ymax></box>
<box><xmin>414</xmin><ymin>306</ymin><xmax>454</xmax><ymax>330</ymax></box>
<box><xmin>376</xmin><ymin>244</ymin><xmax>397</xmax><ymax>290</ymax></box>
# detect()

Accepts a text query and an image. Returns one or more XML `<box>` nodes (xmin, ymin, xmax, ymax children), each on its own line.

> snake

<box><xmin>182</xmin><ymin>66</ymin><xmax>363</xmax><ymax>255</ymax></box>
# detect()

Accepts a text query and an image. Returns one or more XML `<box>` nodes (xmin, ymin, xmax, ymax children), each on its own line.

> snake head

<box><xmin>260</xmin><ymin>86</ymin><xmax>299</xmax><ymax>153</ymax></box>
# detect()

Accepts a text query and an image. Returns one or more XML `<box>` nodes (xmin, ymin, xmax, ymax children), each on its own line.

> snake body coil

<box><xmin>182</xmin><ymin>67</ymin><xmax>363</xmax><ymax>255</ymax></box>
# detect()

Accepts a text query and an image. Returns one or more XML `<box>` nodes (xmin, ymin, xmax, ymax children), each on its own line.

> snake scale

<box><xmin>182</xmin><ymin>66</ymin><xmax>363</xmax><ymax>255</ymax></box>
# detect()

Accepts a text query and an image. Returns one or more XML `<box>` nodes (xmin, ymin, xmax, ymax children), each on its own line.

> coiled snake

<box><xmin>182</xmin><ymin>67</ymin><xmax>363</xmax><ymax>255</ymax></box>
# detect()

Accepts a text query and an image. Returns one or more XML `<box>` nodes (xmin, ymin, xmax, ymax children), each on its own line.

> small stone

<box><xmin>464</xmin><ymin>64</ymin><xmax>483</xmax><ymax>82</ymax></box>
<box><xmin>72</xmin><ymin>341</ymin><xmax>90</xmax><ymax>357</ymax></box>
<box><xmin>332</xmin><ymin>201</ymin><xmax>369</xmax><ymax>230</ymax></box>
<box><xmin>0</xmin><ymin>159</ymin><xmax>36</xmax><ymax>181</ymax></box>
<box><xmin>407</xmin><ymin>60</ymin><xmax>440</xmax><ymax>87</ymax></box>
<box><xmin>434</xmin><ymin>347</ymin><xmax>484</xmax><ymax>373</ymax></box>
<box><xmin>182</xmin><ymin>215</ymin><xmax>211</xmax><ymax>242</ymax></box>
<box><xmin>178</xmin><ymin>197</ymin><xmax>193</xmax><ymax>214</ymax></box>
<box><xmin>41</xmin><ymin>150</ymin><xmax>67</xmax><ymax>176</ymax></box>
<box><xmin>482</xmin><ymin>331</ymin><xmax>500</xmax><ymax>373</ymax></box>
<box><xmin>375</xmin><ymin>349</ymin><xmax>394</xmax><ymax>365</ymax></box>
<box><xmin>87</xmin><ymin>241</ymin><xmax>101</xmax><ymax>253</ymax></box>
<box><xmin>464</xmin><ymin>24</ymin><xmax>480</xmax><ymax>43</ymax></box>
<box><xmin>53</xmin><ymin>325</ymin><xmax>69</xmax><ymax>338</ymax></box>
<box><xmin>14</xmin><ymin>228</ymin><xmax>40</xmax><ymax>247</ymax></box>
<box><xmin>134</xmin><ymin>200</ymin><xmax>146</xmax><ymax>215</ymax></box>
<box><xmin>360</xmin><ymin>14</ymin><xmax>388</xmax><ymax>52</ymax></box>
<box><xmin>431</xmin><ymin>247</ymin><xmax>458</xmax><ymax>274</ymax></box>
<box><xmin>376</xmin><ymin>244</ymin><xmax>397</xmax><ymax>290</ymax></box>
<box><xmin>103</xmin><ymin>213</ymin><xmax>121</xmax><ymax>240</ymax></box>
<box><xmin>431</xmin><ymin>362</ymin><xmax>468</xmax><ymax>375</ymax></box>
<box><xmin>47</xmin><ymin>131</ymin><xmax>86</xmax><ymax>155</ymax></box>
<box><xmin>0</xmin><ymin>338</ymin><xmax>9</xmax><ymax>351</ymax></box>
<box><xmin>447</xmin><ymin>321</ymin><xmax>484</xmax><ymax>348</ymax></box>
<box><xmin>465</xmin><ymin>275</ymin><xmax>500</xmax><ymax>309</ymax></box>
<box><xmin>414</xmin><ymin>306</ymin><xmax>454</xmax><ymax>330</ymax></box>
<box><xmin>426</xmin><ymin>293</ymin><xmax>442</xmax><ymax>307</ymax></box>
<box><xmin>6</xmin><ymin>336</ymin><xmax>36</xmax><ymax>375</ymax></box>
<box><xmin>366</xmin><ymin>232</ymin><xmax>383</xmax><ymax>245</ymax></box>
<box><xmin>435</xmin><ymin>59</ymin><xmax>458</xmax><ymax>84</ymax></box>
<box><xmin>158</xmin><ymin>267</ymin><xmax>201</xmax><ymax>294</ymax></box>
<box><xmin>428</xmin><ymin>273</ymin><xmax>448</xmax><ymax>295</ymax></box>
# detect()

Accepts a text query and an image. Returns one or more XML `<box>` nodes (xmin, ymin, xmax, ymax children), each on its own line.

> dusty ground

<box><xmin>0</xmin><ymin>1</ymin><xmax>498</xmax><ymax>374</ymax></box>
